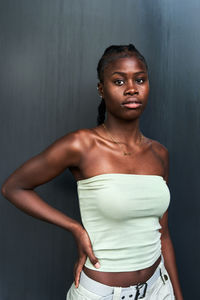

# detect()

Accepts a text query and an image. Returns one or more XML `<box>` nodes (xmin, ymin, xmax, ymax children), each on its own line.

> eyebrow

<box><xmin>111</xmin><ymin>71</ymin><xmax>147</xmax><ymax>76</ymax></box>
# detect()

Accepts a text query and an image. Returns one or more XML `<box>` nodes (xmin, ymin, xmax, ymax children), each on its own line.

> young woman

<box><xmin>2</xmin><ymin>44</ymin><xmax>183</xmax><ymax>300</ymax></box>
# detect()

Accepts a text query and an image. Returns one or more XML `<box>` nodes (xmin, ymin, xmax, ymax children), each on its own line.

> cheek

<box><xmin>140</xmin><ymin>85</ymin><xmax>149</xmax><ymax>98</ymax></box>
<box><xmin>104</xmin><ymin>88</ymin><xmax>121</xmax><ymax>109</ymax></box>
<box><xmin>144</xmin><ymin>82</ymin><xmax>150</xmax><ymax>94</ymax></box>
<box><xmin>103</xmin><ymin>85</ymin><xmax>121</xmax><ymax>100</ymax></box>
<box><xmin>104</xmin><ymin>96</ymin><xmax>120</xmax><ymax>115</ymax></box>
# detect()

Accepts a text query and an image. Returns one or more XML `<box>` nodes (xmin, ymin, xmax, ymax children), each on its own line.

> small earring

<box><xmin>97</xmin><ymin>88</ymin><xmax>102</xmax><ymax>98</ymax></box>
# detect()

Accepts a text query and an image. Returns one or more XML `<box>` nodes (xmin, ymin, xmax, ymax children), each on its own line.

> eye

<box><xmin>114</xmin><ymin>79</ymin><xmax>125</xmax><ymax>86</ymax></box>
<box><xmin>136</xmin><ymin>78</ymin><xmax>145</xmax><ymax>84</ymax></box>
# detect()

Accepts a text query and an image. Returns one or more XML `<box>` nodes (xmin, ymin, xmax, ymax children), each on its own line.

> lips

<box><xmin>122</xmin><ymin>98</ymin><xmax>142</xmax><ymax>105</ymax></box>
<box><xmin>122</xmin><ymin>98</ymin><xmax>142</xmax><ymax>108</ymax></box>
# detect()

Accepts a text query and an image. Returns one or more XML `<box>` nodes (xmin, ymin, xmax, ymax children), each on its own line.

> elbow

<box><xmin>1</xmin><ymin>184</ymin><xmax>5</xmax><ymax>196</ymax></box>
<box><xmin>1</xmin><ymin>181</ymin><xmax>11</xmax><ymax>198</ymax></box>
<box><xmin>1</xmin><ymin>179</ymin><xmax>16</xmax><ymax>199</ymax></box>
<box><xmin>2</xmin><ymin>179</ymin><xmax>31</xmax><ymax>199</ymax></box>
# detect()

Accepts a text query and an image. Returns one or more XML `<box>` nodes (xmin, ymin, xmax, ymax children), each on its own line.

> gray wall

<box><xmin>0</xmin><ymin>1</ymin><xmax>199</xmax><ymax>299</ymax></box>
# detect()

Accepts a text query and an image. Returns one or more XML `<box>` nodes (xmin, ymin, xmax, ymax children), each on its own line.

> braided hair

<box><xmin>96</xmin><ymin>44</ymin><xmax>148</xmax><ymax>125</ymax></box>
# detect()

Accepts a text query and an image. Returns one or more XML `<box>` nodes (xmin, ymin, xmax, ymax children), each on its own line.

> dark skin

<box><xmin>2</xmin><ymin>56</ymin><xmax>183</xmax><ymax>299</ymax></box>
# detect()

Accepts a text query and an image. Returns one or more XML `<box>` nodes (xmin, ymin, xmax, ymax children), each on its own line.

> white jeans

<box><xmin>66</xmin><ymin>260</ymin><xmax>175</xmax><ymax>300</ymax></box>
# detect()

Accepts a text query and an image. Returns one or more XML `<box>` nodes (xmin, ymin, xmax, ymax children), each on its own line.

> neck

<box><xmin>103</xmin><ymin>117</ymin><xmax>142</xmax><ymax>145</ymax></box>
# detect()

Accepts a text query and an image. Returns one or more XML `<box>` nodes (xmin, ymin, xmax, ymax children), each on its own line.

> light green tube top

<box><xmin>77</xmin><ymin>173</ymin><xmax>170</xmax><ymax>272</ymax></box>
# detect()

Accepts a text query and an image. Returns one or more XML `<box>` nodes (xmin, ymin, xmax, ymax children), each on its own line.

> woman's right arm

<box><xmin>1</xmin><ymin>130</ymin><xmax>100</xmax><ymax>286</ymax></box>
<box><xmin>1</xmin><ymin>131</ymin><xmax>82</xmax><ymax>232</ymax></box>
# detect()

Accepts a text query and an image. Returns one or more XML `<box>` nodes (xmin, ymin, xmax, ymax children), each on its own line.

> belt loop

<box><xmin>113</xmin><ymin>287</ymin><xmax>122</xmax><ymax>300</ymax></box>
<box><xmin>159</xmin><ymin>268</ymin><xmax>165</xmax><ymax>285</ymax></box>
<box><xmin>134</xmin><ymin>283</ymin><xmax>147</xmax><ymax>299</ymax></box>
<box><xmin>161</xmin><ymin>254</ymin><xmax>164</xmax><ymax>264</ymax></box>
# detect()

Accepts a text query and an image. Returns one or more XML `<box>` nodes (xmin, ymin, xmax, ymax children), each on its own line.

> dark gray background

<box><xmin>0</xmin><ymin>0</ymin><xmax>199</xmax><ymax>299</ymax></box>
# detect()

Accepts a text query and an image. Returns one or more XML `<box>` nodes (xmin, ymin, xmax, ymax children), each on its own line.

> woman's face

<box><xmin>98</xmin><ymin>56</ymin><xmax>149</xmax><ymax>121</ymax></box>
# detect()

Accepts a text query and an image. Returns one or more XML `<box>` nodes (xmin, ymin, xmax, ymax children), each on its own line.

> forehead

<box><xmin>104</xmin><ymin>56</ymin><xmax>147</xmax><ymax>76</ymax></box>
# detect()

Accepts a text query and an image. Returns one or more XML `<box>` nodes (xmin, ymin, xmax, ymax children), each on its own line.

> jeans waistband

<box><xmin>79</xmin><ymin>256</ymin><xmax>164</xmax><ymax>298</ymax></box>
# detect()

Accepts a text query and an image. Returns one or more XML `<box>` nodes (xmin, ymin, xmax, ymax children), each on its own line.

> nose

<box><xmin>124</xmin><ymin>80</ymin><xmax>138</xmax><ymax>95</ymax></box>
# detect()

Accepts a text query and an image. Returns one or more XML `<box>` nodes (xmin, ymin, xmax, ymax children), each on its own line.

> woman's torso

<box><xmin>69</xmin><ymin>126</ymin><xmax>168</xmax><ymax>287</ymax></box>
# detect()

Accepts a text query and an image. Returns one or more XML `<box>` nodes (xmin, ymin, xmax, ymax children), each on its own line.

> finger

<box><xmin>87</xmin><ymin>251</ymin><xmax>100</xmax><ymax>269</ymax></box>
<box><xmin>75</xmin><ymin>273</ymin><xmax>80</xmax><ymax>288</ymax></box>
<box><xmin>74</xmin><ymin>264</ymin><xmax>83</xmax><ymax>288</ymax></box>
<box><xmin>73</xmin><ymin>261</ymin><xmax>78</xmax><ymax>279</ymax></box>
<box><xmin>74</xmin><ymin>257</ymin><xmax>85</xmax><ymax>288</ymax></box>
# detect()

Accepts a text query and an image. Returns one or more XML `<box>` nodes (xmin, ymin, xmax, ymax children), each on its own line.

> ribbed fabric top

<box><xmin>77</xmin><ymin>173</ymin><xmax>170</xmax><ymax>272</ymax></box>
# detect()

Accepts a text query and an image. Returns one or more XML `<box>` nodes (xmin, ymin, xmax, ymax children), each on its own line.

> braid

<box><xmin>96</xmin><ymin>44</ymin><xmax>148</xmax><ymax>125</ymax></box>
<box><xmin>97</xmin><ymin>98</ymin><xmax>106</xmax><ymax>125</ymax></box>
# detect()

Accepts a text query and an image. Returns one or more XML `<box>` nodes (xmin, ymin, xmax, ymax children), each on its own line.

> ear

<box><xmin>97</xmin><ymin>82</ymin><xmax>104</xmax><ymax>98</ymax></box>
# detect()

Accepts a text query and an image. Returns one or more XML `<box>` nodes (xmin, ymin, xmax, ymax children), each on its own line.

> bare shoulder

<box><xmin>150</xmin><ymin>138</ymin><xmax>168</xmax><ymax>156</ymax></box>
<box><xmin>45</xmin><ymin>127</ymin><xmax>95</xmax><ymax>160</ymax></box>
<box><xmin>2</xmin><ymin>128</ymin><xmax>96</xmax><ymax>190</ymax></box>
<box><xmin>148</xmin><ymin>138</ymin><xmax>169</xmax><ymax>164</ymax></box>
<box><xmin>149</xmin><ymin>138</ymin><xmax>169</xmax><ymax>181</ymax></box>
<box><xmin>64</xmin><ymin>127</ymin><xmax>95</xmax><ymax>148</ymax></box>
<box><xmin>48</xmin><ymin>128</ymin><xmax>94</xmax><ymax>150</ymax></box>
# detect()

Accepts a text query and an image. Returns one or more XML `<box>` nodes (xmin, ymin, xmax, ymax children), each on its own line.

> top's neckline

<box><xmin>77</xmin><ymin>173</ymin><xmax>165</xmax><ymax>184</ymax></box>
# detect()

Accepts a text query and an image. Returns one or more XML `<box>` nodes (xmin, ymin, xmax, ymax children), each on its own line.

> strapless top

<box><xmin>77</xmin><ymin>173</ymin><xmax>170</xmax><ymax>272</ymax></box>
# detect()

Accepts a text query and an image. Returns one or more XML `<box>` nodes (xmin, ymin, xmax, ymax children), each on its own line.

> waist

<box><xmin>83</xmin><ymin>236</ymin><xmax>162</xmax><ymax>272</ymax></box>
<box><xmin>83</xmin><ymin>255</ymin><xmax>162</xmax><ymax>287</ymax></box>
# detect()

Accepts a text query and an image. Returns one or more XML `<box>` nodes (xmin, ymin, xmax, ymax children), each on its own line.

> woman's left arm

<box><xmin>159</xmin><ymin>148</ymin><xmax>184</xmax><ymax>300</ymax></box>
<box><xmin>160</xmin><ymin>211</ymin><xmax>183</xmax><ymax>300</ymax></box>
